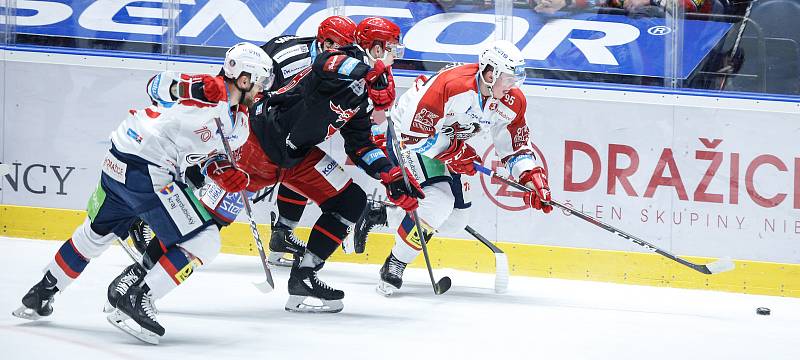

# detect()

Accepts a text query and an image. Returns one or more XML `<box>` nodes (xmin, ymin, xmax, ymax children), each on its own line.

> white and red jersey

<box><xmin>110</xmin><ymin>72</ymin><xmax>250</xmax><ymax>180</ymax></box>
<box><xmin>391</xmin><ymin>63</ymin><xmax>538</xmax><ymax>179</ymax></box>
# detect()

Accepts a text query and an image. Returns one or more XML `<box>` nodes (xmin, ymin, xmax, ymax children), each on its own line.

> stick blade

<box><xmin>435</xmin><ymin>276</ymin><xmax>452</xmax><ymax>295</ymax></box>
<box><xmin>704</xmin><ymin>257</ymin><xmax>735</xmax><ymax>274</ymax></box>
<box><xmin>494</xmin><ymin>253</ymin><xmax>509</xmax><ymax>294</ymax></box>
<box><xmin>253</xmin><ymin>280</ymin><xmax>274</xmax><ymax>293</ymax></box>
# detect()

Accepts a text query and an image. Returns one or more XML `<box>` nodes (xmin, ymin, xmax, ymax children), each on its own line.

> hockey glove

<box><xmin>205</xmin><ymin>157</ymin><xmax>249</xmax><ymax>193</ymax></box>
<box><xmin>366</xmin><ymin>60</ymin><xmax>396</xmax><ymax>111</ymax></box>
<box><xmin>435</xmin><ymin>139</ymin><xmax>481</xmax><ymax>176</ymax></box>
<box><xmin>174</xmin><ymin>74</ymin><xmax>226</xmax><ymax>105</ymax></box>
<box><xmin>380</xmin><ymin>166</ymin><xmax>425</xmax><ymax>212</ymax></box>
<box><xmin>371</xmin><ymin>133</ymin><xmax>388</xmax><ymax>153</ymax></box>
<box><xmin>519</xmin><ymin>167</ymin><xmax>552</xmax><ymax>214</ymax></box>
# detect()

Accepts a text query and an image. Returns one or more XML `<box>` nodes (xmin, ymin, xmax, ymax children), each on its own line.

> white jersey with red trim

<box><xmin>390</xmin><ymin>63</ymin><xmax>538</xmax><ymax>179</ymax></box>
<box><xmin>110</xmin><ymin>76</ymin><xmax>250</xmax><ymax>180</ymax></box>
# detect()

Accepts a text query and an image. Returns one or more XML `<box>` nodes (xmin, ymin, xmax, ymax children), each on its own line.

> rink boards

<box><xmin>1</xmin><ymin>50</ymin><xmax>800</xmax><ymax>298</ymax></box>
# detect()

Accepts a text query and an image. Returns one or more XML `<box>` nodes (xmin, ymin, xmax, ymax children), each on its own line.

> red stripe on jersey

<box><xmin>144</xmin><ymin>108</ymin><xmax>161</xmax><ymax>118</ymax></box>
<box><xmin>323</xmin><ymin>55</ymin><xmax>345</xmax><ymax>73</ymax></box>
<box><xmin>498</xmin><ymin>87</ymin><xmax>530</xmax><ymax>152</ymax></box>
<box><xmin>276</xmin><ymin>67</ymin><xmax>311</xmax><ymax>94</ymax></box>
<box><xmin>313</xmin><ymin>224</ymin><xmax>343</xmax><ymax>244</ymax></box>
<box><xmin>410</xmin><ymin>64</ymin><xmax>479</xmax><ymax>136</ymax></box>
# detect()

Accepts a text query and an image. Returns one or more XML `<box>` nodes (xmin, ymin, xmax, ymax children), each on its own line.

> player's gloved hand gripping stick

<box><xmin>473</xmin><ymin>163</ymin><xmax>735</xmax><ymax>275</ymax></box>
<box><xmin>385</xmin><ymin>117</ymin><xmax>452</xmax><ymax>295</ymax></box>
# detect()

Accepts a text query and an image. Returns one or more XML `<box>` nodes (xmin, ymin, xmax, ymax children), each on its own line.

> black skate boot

<box><xmin>268</xmin><ymin>221</ymin><xmax>306</xmax><ymax>267</ymax></box>
<box><xmin>129</xmin><ymin>218</ymin><xmax>154</xmax><ymax>254</ymax></box>
<box><xmin>376</xmin><ymin>253</ymin><xmax>408</xmax><ymax>297</ymax></box>
<box><xmin>107</xmin><ymin>285</ymin><xmax>164</xmax><ymax>345</ymax></box>
<box><xmin>104</xmin><ymin>263</ymin><xmax>147</xmax><ymax>313</ymax></box>
<box><xmin>351</xmin><ymin>200</ymin><xmax>388</xmax><ymax>254</ymax></box>
<box><xmin>12</xmin><ymin>271</ymin><xmax>59</xmax><ymax>320</ymax></box>
<box><xmin>285</xmin><ymin>262</ymin><xmax>344</xmax><ymax>313</ymax></box>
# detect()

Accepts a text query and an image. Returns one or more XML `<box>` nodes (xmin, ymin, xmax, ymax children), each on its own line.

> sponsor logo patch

<box><xmin>157</xmin><ymin>182</ymin><xmax>203</xmax><ymax>236</ymax></box>
<box><xmin>101</xmin><ymin>152</ymin><xmax>127</xmax><ymax>183</ymax></box>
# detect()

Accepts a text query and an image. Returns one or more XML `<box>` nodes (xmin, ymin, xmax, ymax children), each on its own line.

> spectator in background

<box><xmin>529</xmin><ymin>0</ymin><xmax>714</xmax><ymax>15</ymax></box>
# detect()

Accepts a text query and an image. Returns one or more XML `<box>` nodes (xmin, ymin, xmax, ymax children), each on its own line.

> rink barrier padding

<box><xmin>2</xmin><ymin>204</ymin><xmax>799</xmax><ymax>298</ymax></box>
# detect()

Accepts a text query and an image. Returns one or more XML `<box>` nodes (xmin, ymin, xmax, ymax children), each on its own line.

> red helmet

<box><xmin>317</xmin><ymin>15</ymin><xmax>356</xmax><ymax>47</ymax></box>
<box><xmin>355</xmin><ymin>17</ymin><xmax>401</xmax><ymax>51</ymax></box>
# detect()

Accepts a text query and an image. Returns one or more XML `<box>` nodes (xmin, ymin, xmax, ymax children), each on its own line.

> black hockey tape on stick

<box><xmin>473</xmin><ymin>163</ymin><xmax>735</xmax><ymax>275</ymax></box>
<box><xmin>213</xmin><ymin>107</ymin><xmax>275</xmax><ymax>293</ymax></box>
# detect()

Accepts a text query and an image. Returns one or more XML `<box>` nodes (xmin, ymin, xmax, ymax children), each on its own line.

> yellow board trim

<box><xmin>2</xmin><ymin>204</ymin><xmax>799</xmax><ymax>297</ymax></box>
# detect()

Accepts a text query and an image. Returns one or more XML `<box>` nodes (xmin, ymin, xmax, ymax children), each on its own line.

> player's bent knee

<box><xmin>70</xmin><ymin>218</ymin><xmax>116</xmax><ymax>258</ymax></box>
<box><xmin>320</xmin><ymin>183</ymin><xmax>367</xmax><ymax>223</ymax></box>
<box><xmin>178</xmin><ymin>225</ymin><xmax>221</xmax><ymax>265</ymax></box>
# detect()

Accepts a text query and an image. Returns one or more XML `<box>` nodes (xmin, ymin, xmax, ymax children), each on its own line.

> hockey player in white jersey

<box><xmin>360</xmin><ymin>40</ymin><xmax>554</xmax><ymax>295</ymax></box>
<box><xmin>12</xmin><ymin>42</ymin><xmax>274</xmax><ymax>344</ymax></box>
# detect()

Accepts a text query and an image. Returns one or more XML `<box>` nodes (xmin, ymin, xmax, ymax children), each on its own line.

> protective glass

<box><xmin>386</xmin><ymin>41</ymin><xmax>405</xmax><ymax>59</ymax></box>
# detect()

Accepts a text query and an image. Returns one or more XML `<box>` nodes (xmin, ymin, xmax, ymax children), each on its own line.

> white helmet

<box><xmin>479</xmin><ymin>40</ymin><xmax>526</xmax><ymax>90</ymax></box>
<box><xmin>223</xmin><ymin>42</ymin><xmax>275</xmax><ymax>90</ymax></box>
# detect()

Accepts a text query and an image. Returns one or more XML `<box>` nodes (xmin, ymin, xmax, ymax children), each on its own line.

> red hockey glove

<box><xmin>371</xmin><ymin>133</ymin><xmax>387</xmax><ymax>153</ymax></box>
<box><xmin>366</xmin><ymin>61</ymin><xmax>396</xmax><ymax>111</ymax></box>
<box><xmin>519</xmin><ymin>167</ymin><xmax>552</xmax><ymax>214</ymax></box>
<box><xmin>380</xmin><ymin>166</ymin><xmax>425</xmax><ymax>212</ymax></box>
<box><xmin>176</xmin><ymin>74</ymin><xmax>226</xmax><ymax>104</ymax></box>
<box><xmin>206</xmin><ymin>158</ymin><xmax>249</xmax><ymax>193</ymax></box>
<box><xmin>435</xmin><ymin>140</ymin><xmax>481</xmax><ymax>176</ymax></box>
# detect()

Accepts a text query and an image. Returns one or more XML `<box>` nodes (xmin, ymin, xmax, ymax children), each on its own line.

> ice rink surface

<box><xmin>1</xmin><ymin>237</ymin><xmax>798</xmax><ymax>360</ymax></box>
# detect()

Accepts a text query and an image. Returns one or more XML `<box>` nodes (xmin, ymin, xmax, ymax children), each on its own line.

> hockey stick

<box><xmin>474</xmin><ymin>163</ymin><xmax>735</xmax><ymax>275</ymax></box>
<box><xmin>464</xmin><ymin>226</ymin><xmax>509</xmax><ymax>294</ymax></box>
<box><xmin>213</xmin><ymin>114</ymin><xmax>275</xmax><ymax>293</ymax></box>
<box><xmin>384</xmin><ymin>118</ymin><xmax>451</xmax><ymax>295</ymax></box>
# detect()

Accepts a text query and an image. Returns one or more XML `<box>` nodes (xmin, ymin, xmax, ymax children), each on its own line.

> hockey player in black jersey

<box><xmin>258</xmin><ymin>15</ymin><xmax>359</xmax><ymax>267</ymax></box>
<box><xmin>216</xmin><ymin>17</ymin><xmax>421</xmax><ymax>313</ymax></box>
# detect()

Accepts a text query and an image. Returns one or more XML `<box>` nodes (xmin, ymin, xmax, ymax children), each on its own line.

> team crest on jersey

<box><xmin>327</xmin><ymin>101</ymin><xmax>360</xmax><ymax>139</ymax></box>
<box><xmin>412</xmin><ymin>108</ymin><xmax>438</xmax><ymax>133</ymax></box>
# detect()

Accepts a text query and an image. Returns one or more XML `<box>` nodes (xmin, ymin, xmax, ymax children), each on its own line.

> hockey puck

<box><xmin>756</xmin><ymin>307</ymin><xmax>771</xmax><ymax>315</ymax></box>
<box><xmin>0</xmin><ymin>163</ymin><xmax>9</xmax><ymax>177</ymax></box>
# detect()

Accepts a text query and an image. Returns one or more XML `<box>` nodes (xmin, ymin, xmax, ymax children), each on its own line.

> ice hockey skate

<box><xmin>376</xmin><ymin>253</ymin><xmax>407</xmax><ymax>297</ymax></box>
<box><xmin>268</xmin><ymin>221</ymin><xmax>306</xmax><ymax>267</ymax></box>
<box><xmin>107</xmin><ymin>285</ymin><xmax>164</xmax><ymax>345</ymax></box>
<box><xmin>352</xmin><ymin>199</ymin><xmax>388</xmax><ymax>254</ymax></box>
<box><xmin>12</xmin><ymin>271</ymin><xmax>59</xmax><ymax>320</ymax></box>
<box><xmin>129</xmin><ymin>218</ymin><xmax>154</xmax><ymax>254</ymax></box>
<box><xmin>103</xmin><ymin>262</ymin><xmax>147</xmax><ymax>313</ymax></box>
<box><xmin>285</xmin><ymin>262</ymin><xmax>344</xmax><ymax>313</ymax></box>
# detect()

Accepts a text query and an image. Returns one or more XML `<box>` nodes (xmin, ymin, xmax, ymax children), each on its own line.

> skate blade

<box><xmin>267</xmin><ymin>252</ymin><xmax>293</xmax><ymax>267</ymax></box>
<box><xmin>106</xmin><ymin>310</ymin><xmax>160</xmax><ymax>345</ymax></box>
<box><xmin>103</xmin><ymin>301</ymin><xmax>115</xmax><ymax>314</ymax></box>
<box><xmin>284</xmin><ymin>295</ymin><xmax>343</xmax><ymax>313</ymax></box>
<box><xmin>375</xmin><ymin>281</ymin><xmax>398</xmax><ymax>297</ymax></box>
<box><xmin>12</xmin><ymin>305</ymin><xmax>42</xmax><ymax>320</ymax></box>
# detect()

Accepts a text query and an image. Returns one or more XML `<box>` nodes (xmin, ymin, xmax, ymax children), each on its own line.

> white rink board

<box><xmin>1</xmin><ymin>52</ymin><xmax>799</xmax><ymax>263</ymax></box>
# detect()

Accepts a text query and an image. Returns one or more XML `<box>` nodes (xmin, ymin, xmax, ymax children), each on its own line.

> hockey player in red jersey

<box><xmin>355</xmin><ymin>40</ymin><xmax>554</xmax><ymax>296</ymax></box>
<box><xmin>12</xmin><ymin>42</ymin><xmax>274</xmax><ymax>344</ymax></box>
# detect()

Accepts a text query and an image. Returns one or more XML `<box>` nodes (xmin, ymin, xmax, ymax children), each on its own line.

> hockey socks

<box><xmin>46</xmin><ymin>238</ymin><xmax>89</xmax><ymax>289</ymax></box>
<box><xmin>275</xmin><ymin>185</ymin><xmax>307</xmax><ymax>227</ymax></box>
<box><xmin>144</xmin><ymin>246</ymin><xmax>201</xmax><ymax>300</ymax></box>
